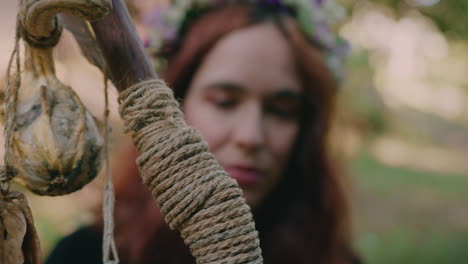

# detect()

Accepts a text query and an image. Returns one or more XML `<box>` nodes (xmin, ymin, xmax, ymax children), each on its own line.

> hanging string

<box><xmin>2</xmin><ymin>20</ymin><xmax>22</xmax><ymax>194</ymax></box>
<box><xmin>102</xmin><ymin>75</ymin><xmax>119</xmax><ymax>264</ymax></box>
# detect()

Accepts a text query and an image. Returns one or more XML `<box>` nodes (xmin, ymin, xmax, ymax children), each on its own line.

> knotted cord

<box><xmin>2</xmin><ymin>20</ymin><xmax>22</xmax><ymax>194</ymax></box>
<box><xmin>102</xmin><ymin>76</ymin><xmax>119</xmax><ymax>264</ymax></box>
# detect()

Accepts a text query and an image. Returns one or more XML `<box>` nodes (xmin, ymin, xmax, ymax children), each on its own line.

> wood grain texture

<box><xmin>91</xmin><ymin>0</ymin><xmax>157</xmax><ymax>92</ymax></box>
<box><xmin>20</xmin><ymin>0</ymin><xmax>111</xmax><ymax>39</ymax></box>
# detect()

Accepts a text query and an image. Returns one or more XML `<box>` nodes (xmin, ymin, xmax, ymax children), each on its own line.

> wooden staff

<box><xmin>91</xmin><ymin>0</ymin><xmax>157</xmax><ymax>91</ymax></box>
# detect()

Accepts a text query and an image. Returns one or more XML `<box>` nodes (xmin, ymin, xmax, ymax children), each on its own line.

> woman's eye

<box><xmin>206</xmin><ymin>92</ymin><xmax>237</xmax><ymax>109</ymax></box>
<box><xmin>266</xmin><ymin>103</ymin><xmax>300</xmax><ymax>121</ymax></box>
<box><xmin>214</xmin><ymin>98</ymin><xmax>236</xmax><ymax>108</ymax></box>
<box><xmin>268</xmin><ymin>107</ymin><xmax>293</xmax><ymax>118</ymax></box>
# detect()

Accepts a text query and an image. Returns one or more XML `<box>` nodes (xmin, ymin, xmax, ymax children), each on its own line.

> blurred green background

<box><xmin>339</xmin><ymin>0</ymin><xmax>468</xmax><ymax>263</ymax></box>
<box><xmin>1</xmin><ymin>0</ymin><xmax>467</xmax><ymax>263</ymax></box>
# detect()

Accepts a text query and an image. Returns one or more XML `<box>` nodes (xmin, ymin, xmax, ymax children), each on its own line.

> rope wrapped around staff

<box><xmin>119</xmin><ymin>79</ymin><xmax>263</xmax><ymax>264</ymax></box>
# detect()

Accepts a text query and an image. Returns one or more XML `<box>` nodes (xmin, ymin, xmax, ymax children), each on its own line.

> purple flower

<box><xmin>143</xmin><ymin>7</ymin><xmax>165</xmax><ymax>27</ymax></box>
<box><xmin>315</xmin><ymin>0</ymin><xmax>325</xmax><ymax>6</ymax></box>
<box><xmin>143</xmin><ymin>6</ymin><xmax>178</xmax><ymax>42</ymax></box>
<box><xmin>142</xmin><ymin>0</ymin><xmax>348</xmax><ymax>81</ymax></box>
<box><xmin>143</xmin><ymin>38</ymin><xmax>151</xmax><ymax>48</ymax></box>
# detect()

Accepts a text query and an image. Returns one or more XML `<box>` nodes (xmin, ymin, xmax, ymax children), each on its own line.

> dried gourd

<box><xmin>0</xmin><ymin>191</ymin><xmax>41</xmax><ymax>264</ymax></box>
<box><xmin>2</xmin><ymin>44</ymin><xmax>104</xmax><ymax>196</ymax></box>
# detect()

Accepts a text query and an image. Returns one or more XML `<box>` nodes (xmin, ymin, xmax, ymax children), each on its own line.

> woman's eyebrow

<box><xmin>269</xmin><ymin>89</ymin><xmax>303</xmax><ymax>100</ymax></box>
<box><xmin>203</xmin><ymin>81</ymin><xmax>245</xmax><ymax>94</ymax></box>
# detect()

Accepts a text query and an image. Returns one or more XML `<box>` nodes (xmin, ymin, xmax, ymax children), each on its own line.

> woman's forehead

<box><xmin>192</xmin><ymin>23</ymin><xmax>301</xmax><ymax>94</ymax></box>
<box><xmin>210</xmin><ymin>23</ymin><xmax>291</xmax><ymax>64</ymax></box>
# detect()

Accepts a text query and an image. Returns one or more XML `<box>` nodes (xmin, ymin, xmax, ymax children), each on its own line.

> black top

<box><xmin>46</xmin><ymin>227</ymin><xmax>363</xmax><ymax>264</ymax></box>
<box><xmin>46</xmin><ymin>227</ymin><xmax>102</xmax><ymax>264</ymax></box>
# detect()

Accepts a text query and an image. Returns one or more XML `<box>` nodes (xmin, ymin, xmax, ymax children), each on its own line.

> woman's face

<box><xmin>183</xmin><ymin>23</ymin><xmax>302</xmax><ymax>207</ymax></box>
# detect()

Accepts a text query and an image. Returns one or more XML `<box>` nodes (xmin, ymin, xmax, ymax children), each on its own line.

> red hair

<box><xmin>111</xmin><ymin>4</ymin><xmax>355</xmax><ymax>264</ymax></box>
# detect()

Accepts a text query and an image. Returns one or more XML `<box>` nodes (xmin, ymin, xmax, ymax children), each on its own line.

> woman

<box><xmin>46</xmin><ymin>1</ymin><xmax>358</xmax><ymax>263</ymax></box>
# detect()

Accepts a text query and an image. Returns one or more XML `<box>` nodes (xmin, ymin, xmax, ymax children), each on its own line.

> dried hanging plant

<box><xmin>0</xmin><ymin>191</ymin><xmax>41</xmax><ymax>264</ymax></box>
<box><xmin>0</xmin><ymin>0</ymin><xmax>111</xmax><ymax>262</ymax></box>
<box><xmin>0</xmin><ymin>0</ymin><xmax>114</xmax><ymax>196</ymax></box>
<box><xmin>2</xmin><ymin>44</ymin><xmax>105</xmax><ymax>196</ymax></box>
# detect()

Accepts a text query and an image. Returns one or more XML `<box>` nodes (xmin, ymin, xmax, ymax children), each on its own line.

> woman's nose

<box><xmin>233</xmin><ymin>104</ymin><xmax>265</xmax><ymax>153</ymax></box>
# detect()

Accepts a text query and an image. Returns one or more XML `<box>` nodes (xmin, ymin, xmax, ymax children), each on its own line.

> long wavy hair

<box><xmin>111</xmin><ymin>3</ymin><xmax>354</xmax><ymax>264</ymax></box>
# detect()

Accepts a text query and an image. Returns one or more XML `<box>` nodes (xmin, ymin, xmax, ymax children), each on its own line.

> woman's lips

<box><xmin>224</xmin><ymin>167</ymin><xmax>263</xmax><ymax>186</ymax></box>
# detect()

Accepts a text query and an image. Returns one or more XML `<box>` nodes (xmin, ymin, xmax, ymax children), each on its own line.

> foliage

<box><xmin>351</xmin><ymin>152</ymin><xmax>468</xmax><ymax>263</ymax></box>
<box><xmin>365</xmin><ymin>0</ymin><xmax>468</xmax><ymax>39</ymax></box>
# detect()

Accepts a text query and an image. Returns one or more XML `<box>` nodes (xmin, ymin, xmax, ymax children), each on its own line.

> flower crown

<box><xmin>143</xmin><ymin>0</ymin><xmax>349</xmax><ymax>80</ymax></box>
